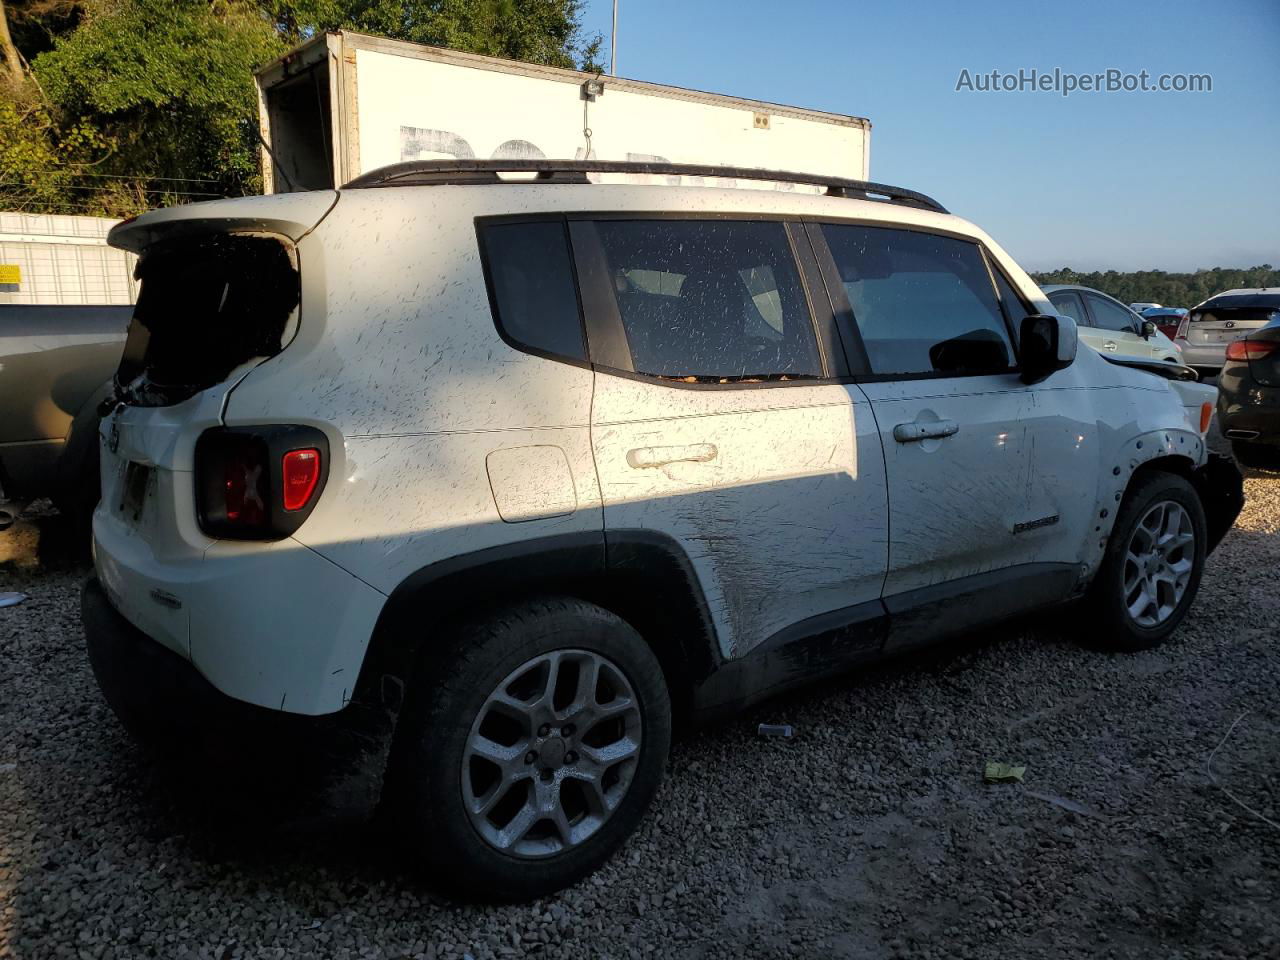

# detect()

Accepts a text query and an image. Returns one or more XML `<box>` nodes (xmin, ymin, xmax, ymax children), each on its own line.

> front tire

<box><xmin>1083</xmin><ymin>471</ymin><xmax>1207</xmax><ymax>652</ymax></box>
<box><xmin>388</xmin><ymin>597</ymin><xmax>671</xmax><ymax>900</ymax></box>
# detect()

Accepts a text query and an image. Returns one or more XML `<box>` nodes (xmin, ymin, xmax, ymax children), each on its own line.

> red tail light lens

<box><xmin>282</xmin><ymin>448</ymin><xmax>322</xmax><ymax>510</ymax></box>
<box><xmin>1225</xmin><ymin>339</ymin><xmax>1279</xmax><ymax>361</ymax></box>
<box><xmin>1175</xmin><ymin>316</ymin><xmax>1190</xmax><ymax>340</ymax></box>
<box><xmin>195</xmin><ymin>426</ymin><xmax>329</xmax><ymax>539</ymax></box>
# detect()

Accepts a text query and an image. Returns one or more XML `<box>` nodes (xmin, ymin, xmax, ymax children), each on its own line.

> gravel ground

<box><xmin>2</xmin><ymin>465</ymin><xmax>1278</xmax><ymax>960</ymax></box>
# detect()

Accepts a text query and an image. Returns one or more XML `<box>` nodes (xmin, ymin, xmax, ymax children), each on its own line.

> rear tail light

<box><xmin>195</xmin><ymin>426</ymin><xmax>329</xmax><ymax>539</ymax></box>
<box><xmin>1175</xmin><ymin>316</ymin><xmax>1190</xmax><ymax>340</ymax></box>
<box><xmin>282</xmin><ymin>448</ymin><xmax>322</xmax><ymax>510</ymax></box>
<box><xmin>1224</xmin><ymin>339</ymin><xmax>1279</xmax><ymax>361</ymax></box>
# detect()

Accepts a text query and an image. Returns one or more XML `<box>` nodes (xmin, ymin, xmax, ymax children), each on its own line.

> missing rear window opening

<box><xmin>114</xmin><ymin>234</ymin><xmax>301</xmax><ymax>406</ymax></box>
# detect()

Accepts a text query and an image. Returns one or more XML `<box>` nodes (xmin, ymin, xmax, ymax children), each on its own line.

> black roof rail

<box><xmin>341</xmin><ymin>159</ymin><xmax>948</xmax><ymax>214</ymax></box>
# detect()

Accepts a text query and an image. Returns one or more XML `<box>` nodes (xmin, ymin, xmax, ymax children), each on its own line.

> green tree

<box><xmin>1</xmin><ymin>0</ymin><xmax>602</xmax><ymax>217</ymax></box>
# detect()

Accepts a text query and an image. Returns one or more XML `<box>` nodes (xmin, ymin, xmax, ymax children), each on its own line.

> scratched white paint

<box><xmin>592</xmin><ymin>375</ymin><xmax>888</xmax><ymax>660</ymax></box>
<box><xmin>91</xmin><ymin>181</ymin><xmax>1212</xmax><ymax>716</ymax></box>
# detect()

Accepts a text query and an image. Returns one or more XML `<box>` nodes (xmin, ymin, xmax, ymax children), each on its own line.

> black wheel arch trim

<box><xmin>352</xmin><ymin>528</ymin><xmax>721</xmax><ymax>723</ymax></box>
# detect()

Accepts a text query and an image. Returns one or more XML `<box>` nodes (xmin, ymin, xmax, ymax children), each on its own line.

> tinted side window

<box><xmin>821</xmin><ymin>225</ymin><xmax>1014</xmax><ymax>377</ymax></box>
<box><xmin>592</xmin><ymin>220</ymin><xmax>822</xmax><ymax>381</ymax></box>
<box><xmin>1049</xmin><ymin>291</ymin><xmax>1088</xmax><ymax>326</ymax></box>
<box><xmin>480</xmin><ymin>221</ymin><xmax>586</xmax><ymax>360</ymax></box>
<box><xmin>1085</xmin><ymin>294</ymin><xmax>1138</xmax><ymax>333</ymax></box>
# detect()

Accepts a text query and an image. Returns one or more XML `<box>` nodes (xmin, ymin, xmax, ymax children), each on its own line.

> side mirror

<box><xmin>1141</xmin><ymin>319</ymin><xmax>1158</xmax><ymax>339</ymax></box>
<box><xmin>1020</xmin><ymin>314</ymin><xmax>1077</xmax><ymax>385</ymax></box>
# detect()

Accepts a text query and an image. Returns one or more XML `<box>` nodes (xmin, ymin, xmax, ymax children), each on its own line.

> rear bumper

<box><xmin>1178</xmin><ymin>342</ymin><xmax>1226</xmax><ymax>368</ymax></box>
<box><xmin>92</xmin><ymin>504</ymin><xmax>388</xmax><ymax>715</ymax></box>
<box><xmin>1217</xmin><ymin>381</ymin><xmax>1280</xmax><ymax>443</ymax></box>
<box><xmin>83</xmin><ymin>577</ymin><xmax>396</xmax><ymax>822</ymax></box>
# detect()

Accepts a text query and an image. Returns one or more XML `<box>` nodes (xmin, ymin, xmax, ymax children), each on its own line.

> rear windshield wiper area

<box><xmin>113</xmin><ymin>234</ymin><xmax>301</xmax><ymax>407</ymax></box>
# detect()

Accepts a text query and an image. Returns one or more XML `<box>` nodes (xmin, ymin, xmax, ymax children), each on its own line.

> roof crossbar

<box><xmin>342</xmin><ymin>160</ymin><xmax>948</xmax><ymax>214</ymax></box>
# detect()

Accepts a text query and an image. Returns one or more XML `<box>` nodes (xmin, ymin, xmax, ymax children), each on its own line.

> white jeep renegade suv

<box><xmin>82</xmin><ymin>160</ymin><xmax>1242</xmax><ymax>900</ymax></box>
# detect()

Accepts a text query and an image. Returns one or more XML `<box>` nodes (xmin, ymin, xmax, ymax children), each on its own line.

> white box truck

<box><xmin>254</xmin><ymin>31</ymin><xmax>871</xmax><ymax>192</ymax></box>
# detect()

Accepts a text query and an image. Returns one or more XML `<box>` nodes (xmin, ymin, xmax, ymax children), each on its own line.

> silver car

<box><xmin>1176</xmin><ymin>289</ymin><xmax>1280</xmax><ymax>371</ymax></box>
<box><xmin>1042</xmin><ymin>284</ymin><xmax>1182</xmax><ymax>364</ymax></box>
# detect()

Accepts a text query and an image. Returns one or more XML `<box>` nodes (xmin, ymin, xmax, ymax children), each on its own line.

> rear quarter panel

<box><xmin>220</xmin><ymin>190</ymin><xmax>604</xmax><ymax>595</ymax></box>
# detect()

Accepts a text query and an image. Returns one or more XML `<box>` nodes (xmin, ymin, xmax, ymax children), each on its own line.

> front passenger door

<box><xmin>812</xmin><ymin>224</ymin><xmax>1091</xmax><ymax>646</ymax></box>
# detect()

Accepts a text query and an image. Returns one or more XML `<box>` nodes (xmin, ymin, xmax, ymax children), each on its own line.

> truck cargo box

<box><xmin>255</xmin><ymin>31</ymin><xmax>870</xmax><ymax>193</ymax></box>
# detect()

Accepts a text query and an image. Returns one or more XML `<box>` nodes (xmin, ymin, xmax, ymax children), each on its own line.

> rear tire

<box><xmin>52</xmin><ymin>392</ymin><xmax>106</xmax><ymax>548</ymax></box>
<box><xmin>1082</xmin><ymin>471</ymin><xmax>1207</xmax><ymax>652</ymax></box>
<box><xmin>388</xmin><ymin>597</ymin><xmax>671</xmax><ymax>901</ymax></box>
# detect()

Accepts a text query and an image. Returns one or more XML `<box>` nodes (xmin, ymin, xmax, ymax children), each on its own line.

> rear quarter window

<box><xmin>478</xmin><ymin>220</ymin><xmax>586</xmax><ymax>362</ymax></box>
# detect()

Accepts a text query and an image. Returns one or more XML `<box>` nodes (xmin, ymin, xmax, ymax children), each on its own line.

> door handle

<box><xmin>893</xmin><ymin>420</ymin><xmax>959</xmax><ymax>443</ymax></box>
<box><xmin>626</xmin><ymin>443</ymin><xmax>718</xmax><ymax>469</ymax></box>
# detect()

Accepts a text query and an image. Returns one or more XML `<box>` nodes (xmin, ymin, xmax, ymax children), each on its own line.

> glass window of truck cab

<box><xmin>580</xmin><ymin>219</ymin><xmax>824</xmax><ymax>383</ymax></box>
<box><xmin>818</xmin><ymin>224</ymin><xmax>1017</xmax><ymax>378</ymax></box>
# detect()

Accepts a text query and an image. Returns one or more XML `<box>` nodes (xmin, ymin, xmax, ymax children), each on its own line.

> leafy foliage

<box><xmin>0</xmin><ymin>0</ymin><xmax>602</xmax><ymax>217</ymax></box>
<box><xmin>301</xmin><ymin>0</ymin><xmax>601</xmax><ymax>70</ymax></box>
<box><xmin>1029</xmin><ymin>266</ymin><xmax>1280</xmax><ymax>308</ymax></box>
<box><xmin>0</xmin><ymin>94</ymin><xmax>116</xmax><ymax>213</ymax></box>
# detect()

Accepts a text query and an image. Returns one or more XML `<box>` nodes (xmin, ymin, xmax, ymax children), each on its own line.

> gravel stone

<box><xmin>2</xmin><ymin>458</ymin><xmax>1278</xmax><ymax>959</ymax></box>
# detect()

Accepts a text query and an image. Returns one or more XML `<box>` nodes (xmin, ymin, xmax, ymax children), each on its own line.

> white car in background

<box><xmin>1175</xmin><ymin>289</ymin><xmax>1280</xmax><ymax>371</ymax></box>
<box><xmin>1044</xmin><ymin>285</ymin><xmax>1182</xmax><ymax>364</ymax></box>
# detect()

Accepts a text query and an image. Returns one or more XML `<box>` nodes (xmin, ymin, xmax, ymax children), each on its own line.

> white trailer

<box><xmin>254</xmin><ymin>31</ymin><xmax>871</xmax><ymax>193</ymax></box>
<box><xmin>0</xmin><ymin>212</ymin><xmax>137</xmax><ymax>305</ymax></box>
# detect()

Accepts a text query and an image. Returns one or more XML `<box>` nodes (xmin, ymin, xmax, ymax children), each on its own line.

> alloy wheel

<box><xmin>1123</xmin><ymin>499</ymin><xmax>1196</xmax><ymax>628</ymax></box>
<box><xmin>461</xmin><ymin>649</ymin><xmax>642</xmax><ymax>859</ymax></box>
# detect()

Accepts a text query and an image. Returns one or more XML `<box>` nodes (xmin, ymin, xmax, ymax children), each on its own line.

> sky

<box><xmin>578</xmin><ymin>0</ymin><xmax>1280</xmax><ymax>273</ymax></box>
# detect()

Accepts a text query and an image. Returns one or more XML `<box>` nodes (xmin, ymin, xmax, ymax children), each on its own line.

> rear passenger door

<box><xmin>809</xmin><ymin>223</ymin><xmax>1092</xmax><ymax>645</ymax></box>
<box><xmin>572</xmin><ymin>218</ymin><xmax>889</xmax><ymax>664</ymax></box>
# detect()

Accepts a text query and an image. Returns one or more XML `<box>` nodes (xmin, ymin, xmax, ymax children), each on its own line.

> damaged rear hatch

<box><xmin>95</xmin><ymin>192</ymin><xmax>335</xmax><ymax>655</ymax></box>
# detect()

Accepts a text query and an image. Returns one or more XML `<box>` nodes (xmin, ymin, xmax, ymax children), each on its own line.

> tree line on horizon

<box><xmin>1029</xmin><ymin>266</ymin><xmax>1279</xmax><ymax>309</ymax></box>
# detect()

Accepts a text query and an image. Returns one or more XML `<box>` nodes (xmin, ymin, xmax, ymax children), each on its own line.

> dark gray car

<box><xmin>0</xmin><ymin>304</ymin><xmax>131</xmax><ymax>527</ymax></box>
